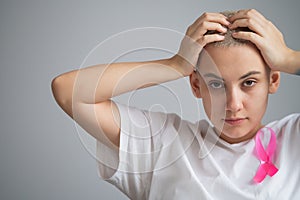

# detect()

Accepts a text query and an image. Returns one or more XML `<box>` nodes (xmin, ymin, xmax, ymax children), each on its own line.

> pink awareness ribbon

<box><xmin>253</xmin><ymin>127</ymin><xmax>278</xmax><ymax>183</ymax></box>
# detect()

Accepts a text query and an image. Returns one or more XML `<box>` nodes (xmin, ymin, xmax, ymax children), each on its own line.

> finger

<box><xmin>229</xmin><ymin>9</ymin><xmax>267</xmax><ymax>33</ymax></box>
<box><xmin>194</xmin><ymin>12</ymin><xmax>230</xmax><ymax>26</ymax></box>
<box><xmin>228</xmin><ymin>18</ymin><xmax>265</xmax><ymax>37</ymax></box>
<box><xmin>189</xmin><ymin>12</ymin><xmax>230</xmax><ymax>34</ymax></box>
<box><xmin>232</xmin><ymin>31</ymin><xmax>264</xmax><ymax>49</ymax></box>
<box><xmin>197</xmin><ymin>34</ymin><xmax>225</xmax><ymax>46</ymax></box>
<box><xmin>229</xmin><ymin>9</ymin><xmax>265</xmax><ymax>23</ymax></box>
<box><xmin>191</xmin><ymin>21</ymin><xmax>227</xmax><ymax>37</ymax></box>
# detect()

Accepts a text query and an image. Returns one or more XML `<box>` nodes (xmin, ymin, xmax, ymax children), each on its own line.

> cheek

<box><xmin>200</xmin><ymin>91</ymin><xmax>212</xmax><ymax>116</ymax></box>
<box><xmin>245</xmin><ymin>87</ymin><xmax>269</xmax><ymax>113</ymax></box>
<box><xmin>200</xmin><ymin>87</ymin><xmax>226</xmax><ymax>118</ymax></box>
<box><xmin>208</xmin><ymin>94</ymin><xmax>227</xmax><ymax>121</ymax></box>
<box><xmin>199</xmin><ymin>83</ymin><xmax>213</xmax><ymax>117</ymax></box>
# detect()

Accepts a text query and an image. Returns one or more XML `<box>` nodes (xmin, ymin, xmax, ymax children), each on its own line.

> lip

<box><xmin>224</xmin><ymin>118</ymin><xmax>247</xmax><ymax>126</ymax></box>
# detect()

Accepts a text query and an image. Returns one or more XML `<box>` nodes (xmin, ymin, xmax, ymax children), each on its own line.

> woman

<box><xmin>51</xmin><ymin>9</ymin><xmax>300</xmax><ymax>199</ymax></box>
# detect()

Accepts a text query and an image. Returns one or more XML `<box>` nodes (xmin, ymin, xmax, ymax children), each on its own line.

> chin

<box><xmin>220</xmin><ymin>124</ymin><xmax>260</xmax><ymax>143</ymax></box>
<box><xmin>222</xmin><ymin>129</ymin><xmax>246</xmax><ymax>138</ymax></box>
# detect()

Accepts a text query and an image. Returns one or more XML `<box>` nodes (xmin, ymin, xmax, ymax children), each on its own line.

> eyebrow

<box><xmin>203</xmin><ymin>71</ymin><xmax>261</xmax><ymax>81</ymax></box>
<box><xmin>203</xmin><ymin>73</ymin><xmax>224</xmax><ymax>81</ymax></box>
<box><xmin>239</xmin><ymin>71</ymin><xmax>261</xmax><ymax>80</ymax></box>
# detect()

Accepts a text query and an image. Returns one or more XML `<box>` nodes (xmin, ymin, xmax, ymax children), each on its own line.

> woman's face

<box><xmin>191</xmin><ymin>43</ymin><xmax>280</xmax><ymax>143</ymax></box>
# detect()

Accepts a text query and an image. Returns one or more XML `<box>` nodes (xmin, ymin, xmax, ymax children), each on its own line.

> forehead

<box><xmin>198</xmin><ymin>44</ymin><xmax>267</xmax><ymax>77</ymax></box>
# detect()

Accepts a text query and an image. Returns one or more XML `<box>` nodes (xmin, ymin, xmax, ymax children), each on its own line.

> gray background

<box><xmin>1</xmin><ymin>0</ymin><xmax>299</xmax><ymax>199</ymax></box>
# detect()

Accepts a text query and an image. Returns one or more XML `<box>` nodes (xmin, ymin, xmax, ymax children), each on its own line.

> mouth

<box><xmin>224</xmin><ymin>118</ymin><xmax>247</xmax><ymax>126</ymax></box>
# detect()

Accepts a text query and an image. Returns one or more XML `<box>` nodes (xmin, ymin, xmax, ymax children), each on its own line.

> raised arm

<box><xmin>51</xmin><ymin>59</ymin><xmax>187</xmax><ymax>147</ymax></box>
<box><xmin>51</xmin><ymin>12</ymin><xmax>229</xmax><ymax>148</ymax></box>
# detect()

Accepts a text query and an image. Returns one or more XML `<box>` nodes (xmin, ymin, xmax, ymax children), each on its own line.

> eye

<box><xmin>243</xmin><ymin>80</ymin><xmax>256</xmax><ymax>87</ymax></box>
<box><xmin>208</xmin><ymin>81</ymin><xmax>225</xmax><ymax>89</ymax></box>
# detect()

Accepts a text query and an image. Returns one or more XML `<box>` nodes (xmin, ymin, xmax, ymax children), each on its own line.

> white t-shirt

<box><xmin>96</xmin><ymin>103</ymin><xmax>300</xmax><ymax>200</ymax></box>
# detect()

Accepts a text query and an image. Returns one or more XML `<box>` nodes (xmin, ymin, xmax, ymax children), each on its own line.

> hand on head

<box><xmin>228</xmin><ymin>9</ymin><xmax>291</xmax><ymax>72</ymax></box>
<box><xmin>174</xmin><ymin>12</ymin><xmax>230</xmax><ymax>75</ymax></box>
<box><xmin>175</xmin><ymin>9</ymin><xmax>293</xmax><ymax>76</ymax></box>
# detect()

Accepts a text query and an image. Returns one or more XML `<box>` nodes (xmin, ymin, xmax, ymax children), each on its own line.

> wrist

<box><xmin>284</xmin><ymin>49</ymin><xmax>300</xmax><ymax>75</ymax></box>
<box><xmin>168</xmin><ymin>55</ymin><xmax>195</xmax><ymax>77</ymax></box>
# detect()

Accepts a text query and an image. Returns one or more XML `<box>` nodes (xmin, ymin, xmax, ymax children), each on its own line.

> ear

<box><xmin>268</xmin><ymin>71</ymin><xmax>280</xmax><ymax>94</ymax></box>
<box><xmin>189</xmin><ymin>71</ymin><xmax>202</xmax><ymax>98</ymax></box>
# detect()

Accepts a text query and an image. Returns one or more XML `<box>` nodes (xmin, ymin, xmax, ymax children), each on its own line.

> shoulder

<box><xmin>268</xmin><ymin>113</ymin><xmax>300</xmax><ymax>128</ymax></box>
<box><xmin>115</xmin><ymin>102</ymin><xmax>190</xmax><ymax>133</ymax></box>
<box><xmin>267</xmin><ymin>113</ymin><xmax>300</xmax><ymax>139</ymax></box>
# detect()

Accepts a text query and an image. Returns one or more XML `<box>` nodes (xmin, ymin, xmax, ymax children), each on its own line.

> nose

<box><xmin>226</xmin><ymin>87</ymin><xmax>243</xmax><ymax>113</ymax></box>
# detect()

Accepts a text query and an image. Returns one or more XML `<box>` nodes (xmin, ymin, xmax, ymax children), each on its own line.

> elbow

<box><xmin>51</xmin><ymin>75</ymin><xmax>63</xmax><ymax>103</ymax></box>
<box><xmin>51</xmin><ymin>75</ymin><xmax>74</xmax><ymax>118</ymax></box>
<box><xmin>51</xmin><ymin>75</ymin><xmax>59</xmax><ymax>92</ymax></box>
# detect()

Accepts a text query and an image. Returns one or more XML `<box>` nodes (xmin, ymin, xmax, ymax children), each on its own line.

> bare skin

<box><xmin>191</xmin><ymin>43</ymin><xmax>280</xmax><ymax>144</ymax></box>
<box><xmin>229</xmin><ymin>9</ymin><xmax>300</xmax><ymax>74</ymax></box>
<box><xmin>51</xmin><ymin>9</ymin><xmax>300</xmax><ymax>148</ymax></box>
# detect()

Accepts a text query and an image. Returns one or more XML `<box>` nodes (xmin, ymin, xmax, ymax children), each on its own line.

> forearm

<box><xmin>61</xmin><ymin>56</ymin><xmax>188</xmax><ymax>104</ymax></box>
<box><xmin>53</xmin><ymin>11</ymin><xmax>228</xmax><ymax>105</ymax></box>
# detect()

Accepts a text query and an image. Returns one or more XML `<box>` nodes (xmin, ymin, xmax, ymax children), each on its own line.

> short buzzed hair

<box><xmin>198</xmin><ymin>11</ymin><xmax>270</xmax><ymax>73</ymax></box>
<box><xmin>205</xmin><ymin>11</ymin><xmax>253</xmax><ymax>47</ymax></box>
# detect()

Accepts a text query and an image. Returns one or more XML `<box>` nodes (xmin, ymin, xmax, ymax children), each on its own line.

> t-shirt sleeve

<box><xmin>96</xmin><ymin>102</ymin><xmax>170</xmax><ymax>199</ymax></box>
